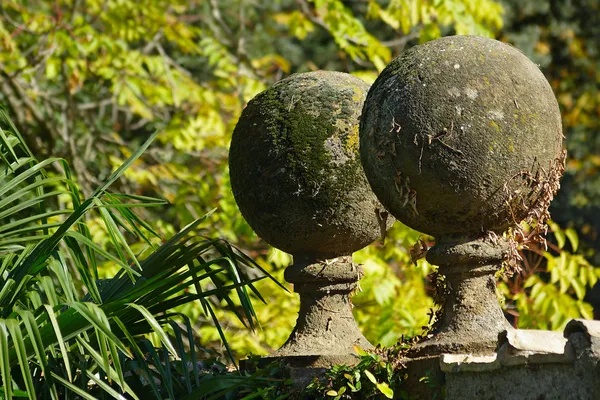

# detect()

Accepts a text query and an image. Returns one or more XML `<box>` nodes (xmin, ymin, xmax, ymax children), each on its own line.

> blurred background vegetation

<box><xmin>0</xmin><ymin>0</ymin><xmax>598</xmax><ymax>360</ymax></box>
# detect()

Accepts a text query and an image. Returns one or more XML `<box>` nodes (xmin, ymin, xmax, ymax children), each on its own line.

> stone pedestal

<box><xmin>275</xmin><ymin>255</ymin><xmax>372</xmax><ymax>363</ymax></box>
<box><xmin>229</xmin><ymin>71</ymin><xmax>393</xmax><ymax>373</ymax></box>
<box><xmin>410</xmin><ymin>238</ymin><xmax>512</xmax><ymax>356</ymax></box>
<box><xmin>359</xmin><ymin>35</ymin><xmax>564</xmax><ymax>358</ymax></box>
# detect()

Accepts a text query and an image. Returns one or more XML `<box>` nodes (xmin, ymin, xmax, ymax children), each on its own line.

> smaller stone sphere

<box><xmin>229</xmin><ymin>71</ymin><xmax>393</xmax><ymax>256</ymax></box>
<box><xmin>360</xmin><ymin>35</ymin><xmax>564</xmax><ymax>237</ymax></box>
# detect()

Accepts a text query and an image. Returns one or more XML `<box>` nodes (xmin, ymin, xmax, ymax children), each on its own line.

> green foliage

<box><xmin>192</xmin><ymin>351</ymin><xmax>408</xmax><ymax>400</ymax></box>
<box><xmin>366</xmin><ymin>0</ymin><xmax>503</xmax><ymax>40</ymax></box>
<box><xmin>304</xmin><ymin>350</ymin><xmax>401</xmax><ymax>399</ymax></box>
<box><xmin>182</xmin><ymin>355</ymin><xmax>294</xmax><ymax>400</ymax></box>
<box><xmin>500</xmin><ymin>222</ymin><xmax>600</xmax><ymax>330</ymax></box>
<box><xmin>0</xmin><ymin>111</ymin><xmax>275</xmax><ymax>399</ymax></box>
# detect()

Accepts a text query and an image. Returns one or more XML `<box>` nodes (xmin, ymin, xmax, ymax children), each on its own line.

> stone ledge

<box><xmin>437</xmin><ymin>320</ymin><xmax>600</xmax><ymax>399</ymax></box>
<box><xmin>564</xmin><ymin>318</ymin><xmax>600</xmax><ymax>339</ymax></box>
<box><xmin>440</xmin><ymin>353</ymin><xmax>500</xmax><ymax>372</ymax></box>
<box><xmin>498</xmin><ymin>329</ymin><xmax>570</xmax><ymax>366</ymax></box>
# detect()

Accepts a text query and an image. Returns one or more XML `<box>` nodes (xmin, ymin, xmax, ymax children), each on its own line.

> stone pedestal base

<box><xmin>274</xmin><ymin>287</ymin><xmax>372</xmax><ymax>358</ymax></box>
<box><xmin>277</xmin><ymin>255</ymin><xmax>372</xmax><ymax>358</ymax></box>
<box><xmin>409</xmin><ymin>237</ymin><xmax>512</xmax><ymax>357</ymax></box>
<box><xmin>241</xmin><ymin>255</ymin><xmax>371</xmax><ymax>382</ymax></box>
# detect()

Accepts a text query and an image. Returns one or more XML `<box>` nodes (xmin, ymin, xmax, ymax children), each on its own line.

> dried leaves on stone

<box><xmin>503</xmin><ymin>150</ymin><xmax>566</xmax><ymax>275</ymax></box>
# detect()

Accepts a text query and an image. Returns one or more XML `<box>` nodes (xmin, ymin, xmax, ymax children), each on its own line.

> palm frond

<box><xmin>0</xmin><ymin>111</ymin><xmax>280</xmax><ymax>399</ymax></box>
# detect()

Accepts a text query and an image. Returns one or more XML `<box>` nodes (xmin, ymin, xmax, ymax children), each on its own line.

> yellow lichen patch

<box><xmin>489</xmin><ymin>120</ymin><xmax>500</xmax><ymax>132</ymax></box>
<box><xmin>348</xmin><ymin>82</ymin><xmax>366</xmax><ymax>102</ymax></box>
<box><xmin>344</xmin><ymin>125</ymin><xmax>360</xmax><ymax>153</ymax></box>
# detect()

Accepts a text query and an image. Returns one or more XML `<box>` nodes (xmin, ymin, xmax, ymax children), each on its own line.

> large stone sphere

<box><xmin>360</xmin><ymin>35</ymin><xmax>564</xmax><ymax>237</ymax></box>
<box><xmin>230</xmin><ymin>71</ymin><xmax>393</xmax><ymax>256</ymax></box>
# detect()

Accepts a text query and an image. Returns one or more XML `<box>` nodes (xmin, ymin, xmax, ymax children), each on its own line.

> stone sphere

<box><xmin>230</xmin><ymin>71</ymin><xmax>393</xmax><ymax>256</ymax></box>
<box><xmin>360</xmin><ymin>35</ymin><xmax>564</xmax><ymax>237</ymax></box>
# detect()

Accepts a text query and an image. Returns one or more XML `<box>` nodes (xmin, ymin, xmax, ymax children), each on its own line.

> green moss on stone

<box><xmin>230</xmin><ymin>71</ymin><xmax>392</xmax><ymax>256</ymax></box>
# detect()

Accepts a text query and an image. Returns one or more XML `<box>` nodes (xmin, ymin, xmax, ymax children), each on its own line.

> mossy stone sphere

<box><xmin>360</xmin><ymin>35</ymin><xmax>564</xmax><ymax>237</ymax></box>
<box><xmin>230</xmin><ymin>71</ymin><xmax>392</xmax><ymax>256</ymax></box>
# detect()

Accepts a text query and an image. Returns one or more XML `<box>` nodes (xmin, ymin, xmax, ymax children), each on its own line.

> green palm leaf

<box><xmin>0</xmin><ymin>110</ymin><xmax>282</xmax><ymax>398</ymax></box>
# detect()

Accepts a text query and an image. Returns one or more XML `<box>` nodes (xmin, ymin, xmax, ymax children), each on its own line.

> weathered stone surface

<box><xmin>360</xmin><ymin>35</ymin><xmax>564</xmax><ymax>236</ymax></box>
<box><xmin>565</xmin><ymin>319</ymin><xmax>600</xmax><ymax>363</ymax></box>
<box><xmin>440</xmin><ymin>323</ymin><xmax>600</xmax><ymax>399</ymax></box>
<box><xmin>359</xmin><ymin>35</ymin><xmax>564</xmax><ymax>356</ymax></box>
<box><xmin>565</xmin><ymin>318</ymin><xmax>600</xmax><ymax>339</ymax></box>
<box><xmin>409</xmin><ymin>237</ymin><xmax>512</xmax><ymax>356</ymax></box>
<box><xmin>230</xmin><ymin>71</ymin><xmax>393</xmax><ymax>257</ymax></box>
<box><xmin>412</xmin><ymin>322</ymin><xmax>600</xmax><ymax>399</ymax></box>
<box><xmin>440</xmin><ymin>353</ymin><xmax>500</xmax><ymax>372</ymax></box>
<box><xmin>498</xmin><ymin>329</ymin><xmax>569</xmax><ymax>365</ymax></box>
<box><xmin>444</xmin><ymin>363</ymin><xmax>598</xmax><ymax>400</ymax></box>
<box><xmin>501</xmin><ymin>329</ymin><xmax>567</xmax><ymax>355</ymax></box>
<box><xmin>231</xmin><ymin>71</ymin><xmax>393</xmax><ymax>371</ymax></box>
<box><xmin>275</xmin><ymin>256</ymin><xmax>372</xmax><ymax>358</ymax></box>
